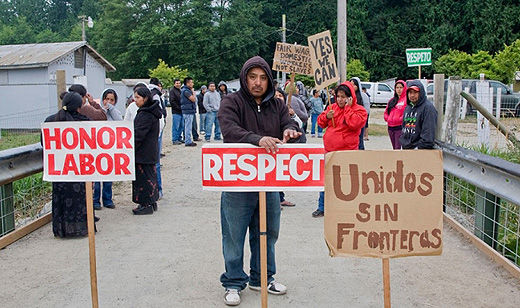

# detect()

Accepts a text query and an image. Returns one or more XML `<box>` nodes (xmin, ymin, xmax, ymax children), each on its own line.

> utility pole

<box><xmin>281</xmin><ymin>14</ymin><xmax>287</xmax><ymax>86</ymax></box>
<box><xmin>79</xmin><ymin>15</ymin><xmax>87</xmax><ymax>41</ymax></box>
<box><xmin>337</xmin><ymin>0</ymin><xmax>347</xmax><ymax>82</ymax></box>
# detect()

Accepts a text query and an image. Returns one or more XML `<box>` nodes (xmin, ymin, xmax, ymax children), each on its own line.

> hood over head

<box><xmin>406</xmin><ymin>80</ymin><xmax>426</xmax><ymax>106</ymax></box>
<box><xmin>335</xmin><ymin>81</ymin><xmax>357</xmax><ymax>107</ymax></box>
<box><xmin>101</xmin><ymin>88</ymin><xmax>118</xmax><ymax>105</ymax></box>
<box><xmin>394</xmin><ymin>80</ymin><xmax>407</xmax><ymax>101</ymax></box>
<box><xmin>218</xmin><ymin>80</ymin><xmax>228</xmax><ymax>92</ymax></box>
<box><xmin>239</xmin><ymin>56</ymin><xmax>274</xmax><ymax>104</ymax></box>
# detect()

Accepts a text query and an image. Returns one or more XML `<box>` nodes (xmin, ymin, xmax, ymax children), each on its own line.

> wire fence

<box><xmin>444</xmin><ymin>173</ymin><xmax>520</xmax><ymax>266</ymax></box>
<box><xmin>0</xmin><ymin>173</ymin><xmax>52</xmax><ymax>236</ymax></box>
<box><xmin>451</xmin><ymin>82</ymin><xmax>520</xmax><ymax>152</ymax></box>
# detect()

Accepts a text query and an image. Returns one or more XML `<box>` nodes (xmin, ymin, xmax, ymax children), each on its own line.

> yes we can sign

<box><xmin>41</xmin><ymin>121</ymin><xmax>135</xmax><ymax>182</ymax></box>
<box><xmin>202</xmin><ymin>144</ymin><xmax>325</xmax><ymax>191</ymax></box>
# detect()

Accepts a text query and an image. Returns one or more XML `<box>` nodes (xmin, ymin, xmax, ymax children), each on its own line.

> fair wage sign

<box><xmin>272</xmin><ymin>42</ymin><xmax>313</xmax><ymax>76</ymax></box>
<box><xmin>308</xmin><ymin>30</ymin><xmax>340</xmax><ymax>90</ymax></box>
<box><xmin>406</xmin><ymin>48</ymin><xmax>432</xmax><ymax>67</ymax></box>
<box><xmin>202</xmin><ymin>144</ymin><xmax>325</xmax><ymax>191</ymax></box>
<box><xmin>324</xmin><ymin>150</ymin><xmax>443</xmax><ymax>258</ymax></box>
<box><xmin>41</xmin><ymin>121</ymin><xmax>135</xmax><ymax>182</ymax></box>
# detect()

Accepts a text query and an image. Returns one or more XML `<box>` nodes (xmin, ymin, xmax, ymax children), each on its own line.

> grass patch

<box><xmin>0</xmin><ymin>130</ymin><xmax>40</xmax><ymax>151</ymax></box>
<box><xmin>470</xmin><ymin>144</ymin><xmax>520</xmax><ymax>164</ymax></box>
<box><xmin>367</xmin><ymin>124</ymin><xmax>388</xmax><ymax>137</ymax></box>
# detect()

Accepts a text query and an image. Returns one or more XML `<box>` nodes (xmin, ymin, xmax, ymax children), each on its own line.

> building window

<box><xmin>74</xmin><ymin>48</ymin><xmax>84</xmax><ymax>69</ymax></box>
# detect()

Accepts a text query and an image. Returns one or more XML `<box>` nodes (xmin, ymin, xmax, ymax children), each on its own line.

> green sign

<box><xmin>406</xmin><ymin>48</ymin><xmax>432</xmax><ymax>67</ymax></box>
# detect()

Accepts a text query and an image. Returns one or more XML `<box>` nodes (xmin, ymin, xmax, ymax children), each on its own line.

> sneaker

<box><xmin>249</xmin><ymin>280</ymin><xmax>287</xmax><ymax>295</ymax></box>
<box><xmin>205</xmin><ymin>139</ymin><xmax>211</xmax><ymax>142</ymax></box>
<box><xmin>185</xmin><ymin>142</ymin><xmax>197</xmax><ymax>147</ymax></box>
<box><xmin>104</xmin><ymin>204</ymin><xmax>115</xmax><ymax>209</ymax></box>
<box><xmin>312</xmin><ymin>209</ymin><xmax>324</xmax><ymax>217</ymax></box>
<box><xmin>311</xmin><ymin>134</ymin><xmax>316</xmax><ymax>138</ymax></box>
<box><xmin>224</xmin><ymin>289</ymin><xmax>241</xmax><ymax>306</ymax></box>
<box><xmin>93</xmin><ymin>204</ymin><xmax>102</xmax><ymax>210</ymax></box>
<box><xmin>172</xmin><ymin>141</ymin><xmax>182</xmax><ymax>145</ymax></box>
<box><xmin>194</xmin><ymin>138</ymin><xmax>202</xmax><ymax>141</ymax></box>
<box><xmin>214</xmin><ymin>137</ymin><xmax>222</xmax><ymax>141</ymax></box>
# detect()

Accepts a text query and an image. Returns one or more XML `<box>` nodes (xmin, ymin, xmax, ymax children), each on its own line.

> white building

<box><xmin>0</xmin><ymin>41</ymin><xmax>116</xmax><ymax>129</ymax></box>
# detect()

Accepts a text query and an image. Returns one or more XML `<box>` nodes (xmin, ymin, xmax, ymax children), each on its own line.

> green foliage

<box><xmin>295</xmin><ymin>74</ymin><xmax>315</xmax><ymax>88</ymax></box>
<box><xmin>149</xmin><ymin>59</ymin><xmax>190</xmax><ymax>90</ymax></box>
<box><xmin>346</xmin><ymin>59</ymin><xmax>370</xmax><ymax>81</ymax></box>
<box><xmin>495</xmin><ymin>40</ymin><xmax>520</xmax><ymax>84</ymax></box>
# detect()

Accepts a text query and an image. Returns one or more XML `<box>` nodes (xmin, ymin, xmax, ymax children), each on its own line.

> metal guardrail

<box><xmin>0</xmin><ymin>143</ymin><xmax>45</xmax><ymax>237</ymax></box>
<box><xmin>438</xmin><ymin>141</ymin><xmax>520</xmax><ymax>267</ymax></box>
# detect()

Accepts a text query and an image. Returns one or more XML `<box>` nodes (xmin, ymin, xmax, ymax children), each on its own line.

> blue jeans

<box><xmin>183</xmin><ymin>113</ymin><xmax>194</xmax><ymax>144</ymax></box>
<box><xmin>205</xmin><ymin>111</ymin><xmax>221</xmax><ymax>140</ymax></box>
<box><xmin>93</xmin><ymin>182</ymin><xmax>113</xmax><ymax>207</ymax></box>
<box><xmin>358</xmin><ymin>126</ymin><xmax>365</xmax><ymax>150</ymax></box>
<box><xmin>220</xmin><ymin>191</ymin><xmax>280</xmax><ymax>290</ymax></box>
<box><xmin>192</xmin><ymin>115</ymin><xmax>199</xmax><ymax>140</ymax></box>
<box><xmin>156</xmin><ymin>130</ymin><xmax>163</xmax><ymax>195</ymax></box>
<box><xmin>317</xmin><ymin>191</ymin><xmax>324</xmax><ymax>212</ymax></box>
<box><xmin>171</xmin><ymin>113</ymin><xmax>184</xmax><ymax>142</ymax></box>
<box><xmin>310</xmin><ymin>113</ymin><xmax>323</xmax><ymax>136</ymax></box>
<box><xmin>199</xmin><ymin>113</ymin><xmax>207</xmax><ymax>133</ymax></box>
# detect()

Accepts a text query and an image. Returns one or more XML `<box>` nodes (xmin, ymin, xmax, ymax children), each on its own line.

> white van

<box><xmin>360</xmin><ymin>82</ymin><xmax>394</xmax><ymax>107</ymax></box>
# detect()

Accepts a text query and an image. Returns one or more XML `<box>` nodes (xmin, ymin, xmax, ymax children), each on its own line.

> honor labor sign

<box><xmin>202</xmin><ymin>144</ymin><xmax>325</xmax><ymax>191</ymax></box>
<box><xmin>41</xmin><ymin>121</ymin><xmax>135</xmax><ymax>182</ymax></box>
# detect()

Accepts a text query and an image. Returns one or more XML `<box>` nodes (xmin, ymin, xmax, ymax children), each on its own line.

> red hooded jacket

<box><xmin>384</xmin><ymin>80</ymin><xmax>407</xmax><ymax>127</ymax></box>
<box><xmin>317</xmin><ymin>81</ymin><xmax>367</xmax><ymax>152</ymax></box>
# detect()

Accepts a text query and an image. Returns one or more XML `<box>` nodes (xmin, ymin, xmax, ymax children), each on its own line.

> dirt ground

<box><xmin>1</xmin><ymin>110</ymin><xmax>520</xmax><ymax>307</ymax></box>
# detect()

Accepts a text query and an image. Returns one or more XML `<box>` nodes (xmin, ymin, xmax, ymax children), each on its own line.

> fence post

<box><xmin>496</xmin><ymin>89</ymin><xmax>501</xmax><ymax>118</ymax></box>
<box><xmin>434</xmin><ymin>74</ymin><xmax>445</xmax><ymax>141</ymax></box>
<box><xmin>0</xmin><ymin>183</ymin><xmax>15</xmax><ymax>237</ymax></box>
<box><xmin>56</xmin><ymin>70</ymin><xmax>66</xmax><ymax>109</ymax></box>
<box><xmin>474</xmin><ymin>188</ymin><xmax>500</xmax><ymax>249</ymax></box>
<box><xmin>476</xmin><ymin>79</ymin><xmax>491</xmax><ymax>147</ymax></box>
<box><xmin>442</xmin><ymin>77</ymin><xmax>461</xmax><ymax>144</ymax></box>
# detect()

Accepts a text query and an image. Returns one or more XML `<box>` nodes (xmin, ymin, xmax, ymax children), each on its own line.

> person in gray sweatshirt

<box><xmin>203</xmin><ymin>82</ymin><xmax>222</xmax><ymax>141</ymax></box>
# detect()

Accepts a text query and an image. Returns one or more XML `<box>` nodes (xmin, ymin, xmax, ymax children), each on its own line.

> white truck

<box><xmin>360</xmin><ymin>82</ymin><xmax>394</xmax><ymax>107</ymax></box>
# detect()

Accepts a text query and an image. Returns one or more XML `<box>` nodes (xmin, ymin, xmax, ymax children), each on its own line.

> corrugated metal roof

<box><xmin>0</xmin><ymin>41</ymin><xmax>116</xmax><ymax>72</ymax></box>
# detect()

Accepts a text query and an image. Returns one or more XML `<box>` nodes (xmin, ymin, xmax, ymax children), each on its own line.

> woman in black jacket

<box><xmin>132</xmin><ymin>87</ymin><xmax>162</xmax><ymax>215</ymax></box>
<box><xmin>44</xmin><ymin>92</ymin><xmax>92</xmax><ymax>237</ymax></box>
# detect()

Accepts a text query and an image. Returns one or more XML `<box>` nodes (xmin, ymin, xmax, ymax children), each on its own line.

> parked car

<box><xmin>360</xmin><ymin>82</ymin><xmax>394</xmax><ymax>107</ymax></box>
<box><xmin>427</xmin><ymin>79</ymin><xmax>520</xmax><ymax>117</ymax></box>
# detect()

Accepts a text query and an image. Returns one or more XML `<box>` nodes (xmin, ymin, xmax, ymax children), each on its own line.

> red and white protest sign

<box><xmin>41</xmin><ymin>121</ymin><xmax>135</xmax><ymax>182</ymax></box>
<box><xmin>202</xmin><ymin>144</ymin><xmax>325</xmax><ymax>191</ymax></box>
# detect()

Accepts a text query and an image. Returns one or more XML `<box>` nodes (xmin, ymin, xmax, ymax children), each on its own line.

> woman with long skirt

<box><xmin>44</xmin><ymin>92</ymin><xmax>91</xmax><ymax>237</ymax></box>
<box><xmin>132</xmin><ymin>86</ymin><xmax>161</xmax><ymax>215</ymax></box>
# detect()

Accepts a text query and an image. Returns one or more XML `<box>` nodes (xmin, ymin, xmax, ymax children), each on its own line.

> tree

<box><xmin>149</xmin><ymin>59</ymin><xmax>190</xmax><ymax>90</ymax></box>
<box><xmin>495</xmin><ymin>39</ymin><xmax>520</xmax><ymax>84</ymax></box>
<box><xmin>346</xmin><ymin>59</ymin><xmax>370</xmax><ymax>81</ymax></box>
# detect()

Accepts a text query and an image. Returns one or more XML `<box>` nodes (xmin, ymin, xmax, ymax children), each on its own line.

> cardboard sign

<box><xmin>272</xmin><ymin>42</ymin><xmax>313</xmax><ymax>76</ymax></box>
<box><xmin>202</xmin><ymin>144</ymin><xmax>325</xmax><ymax>191</ymax></box>
<box><xmin>324</xmin><ymin>150</ymin><xmax>443</xmax><ymax>258</ymax></box>
<box><xmin>41</xmin><ymin>121</ymin><xmax>135</xmax><ymax>182</ymax></box>
<box><xmin>308</xmin><ymin>30</ymin><xmax>340</xmax><ymax>90</ymax></box>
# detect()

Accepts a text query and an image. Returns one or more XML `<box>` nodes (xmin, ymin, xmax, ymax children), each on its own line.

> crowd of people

<box><xmin>44</xmin><ymin>55</ymin><xmax>438</xmax><ymax>306</ymax></box>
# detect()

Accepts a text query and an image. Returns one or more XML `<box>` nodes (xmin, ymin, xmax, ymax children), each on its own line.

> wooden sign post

<box><xmin>324</xmin><ymin>150</ymin><xmax>444</xmax><ymax>307</ymax></box>
<box><xmin>85</xmin><ymin>182</ymin><xmax>99</xmax><ymax>308</ymax></box>
<box><xmin>259</xmin><ymin>191</ymin><xmax>268</xmax><ymax>308</ymax></box>
<box><xmin>41</xmin><ymin>121</ymin><xmax>135</xmax><ymax>308</ymax></box>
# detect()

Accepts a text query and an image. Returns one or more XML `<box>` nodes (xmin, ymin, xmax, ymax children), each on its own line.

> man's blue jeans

<box><xmin>171</xmin><ymin>113</ymin><xmax>184</xmax><ymax>142</ymax></box>
<box><xmin>93</xmin><ymin>182</ymin><xmax>113</xmax><ymax>207</ymax></box>
<box><xmin>183</xmin><ymin>113</ymin><xmax>194</xmax><ymax>144</ymax></box>
<box><xmin>199</xmin><ymin>113</ymin><xmax>207</xmax><ymax>134</ymax></box>
<box><xmin>205</xmin><ymin>111</ymin><xmax>221</xmax><ymax>141</ymax></box>
<box><xmin>310</xmin><ymin>113</ymin><xmax>323</xmax><ymax>136</ymax></box>
<box><xmin>359</xmin><ymin>126</ymin><xmax>365</xmax><ymax>150</ymax></box>
<box><xmin>317</xmin><ymin>191</ymin><xmax>324</xmax><ymax>212</ymax></box>
<box><xmin>156</xmin><ymin>130</ymin><xmax>163</xmax><ymax>195</ymax></box>
<box><xmin>220</xmin><ymin>191</ymin><xmax>280</xmax><ymax>290</ymax></box>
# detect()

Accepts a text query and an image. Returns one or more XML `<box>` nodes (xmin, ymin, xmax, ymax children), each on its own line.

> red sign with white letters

<box><xmin>201</xmin><ymin>144</ymin><xmax>325</xmax><ymax>191</ymax></box>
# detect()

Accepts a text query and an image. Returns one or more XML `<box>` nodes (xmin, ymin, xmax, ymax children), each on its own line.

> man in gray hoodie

<box><xmin>203</xmin><ymin>82</ymin><xmax>222</xmax><ymax>141</ymax></box>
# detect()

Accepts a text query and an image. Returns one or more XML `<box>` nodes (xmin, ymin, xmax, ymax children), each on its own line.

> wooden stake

<box><xmin>259</xmin><ymin>191</ymin><xmax>268</xmax><ymax>308</ymax></box>
<box><xmin>382</xmin><ymin>258</ymin><xmax>391</xmax><ymax>308</ymax></box>
<box><xmin>85</xmin><ymin>182</ymin><xmax>99</xmax><ymax>308</ymax></box>
<box><xmin>418</xmin><ymin>65</ymin><xmax>422</xmax><ymax>80</ymax></box>
<box><xmin>325</xmin><ymin>88</ymin><xmax>335</xmax><ymax>127</ymax></box>
<box><xmin>286</xmin><ymin>72</ymin><xmax>296</xmax><ymax>109</ymax></box>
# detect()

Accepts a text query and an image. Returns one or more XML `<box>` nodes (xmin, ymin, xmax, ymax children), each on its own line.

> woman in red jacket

<box><xmin>384</xmin><ymin>80</ymin><xmax>407</xmax><ymax>149</ymax></box>
<box><xmin>312</xmin><ymin>81</ymin><xmax>367</xmax><ymax>217</ymax></box>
